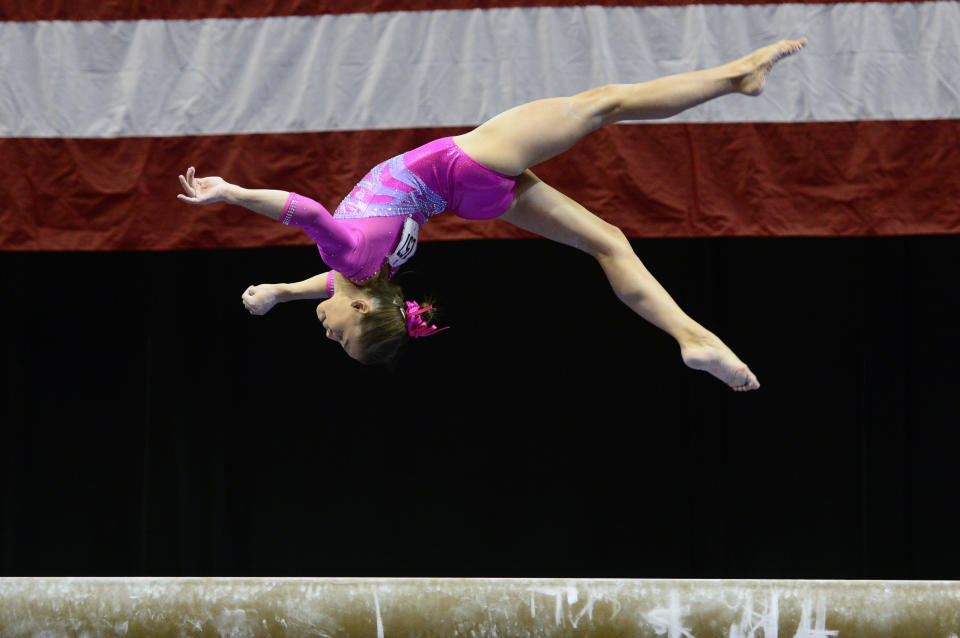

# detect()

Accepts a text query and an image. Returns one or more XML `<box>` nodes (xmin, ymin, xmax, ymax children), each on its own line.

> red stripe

<box><xmin>3</xmin><ymin>120</ymin><xmax>958</xmax><ymax>251</ymax></box>
<box><xmin>0</xmin><ymin>0</ymin><xmax>927</xmax><ymax>22</ymax></box>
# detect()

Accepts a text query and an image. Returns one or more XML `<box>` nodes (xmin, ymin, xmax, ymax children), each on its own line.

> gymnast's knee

<box><xmin>574</xmin><ymin>84</ymin><xmax>624</xmax><ymax>122</ymax></box>
<box><xmin>589</xmin><ymin>222</ymin><xmax>631</xmax><ymax>261</ymax></box>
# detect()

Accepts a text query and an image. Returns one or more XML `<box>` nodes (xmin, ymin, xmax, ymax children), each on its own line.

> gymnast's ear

<box><xmin>351</xmin><ymin>299</ymin><xmax>373</xmax><ymax>314</ymax></box>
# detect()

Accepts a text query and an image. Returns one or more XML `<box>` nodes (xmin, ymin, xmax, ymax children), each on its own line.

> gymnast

<box><xmin>177</xmin><ymin>38</ymin><xmax>806</xmax><ymax>390</ymax></box>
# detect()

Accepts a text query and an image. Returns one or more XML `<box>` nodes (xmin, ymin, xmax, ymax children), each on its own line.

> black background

<box><xmin>1</xmin><ymin>233</ymin><xmax>958</xmax><ymax>578</ymax></box>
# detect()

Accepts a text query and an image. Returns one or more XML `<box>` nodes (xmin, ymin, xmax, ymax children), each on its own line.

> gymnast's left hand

<box><xmin>242</xmin><ymin>284</ymin><xmax>281</xmax><ymax>315</ymax></box>
<box><xmin>177</xmin><ymin>166</ymin><xmax>232</xmax><ymax>205</ymax></box>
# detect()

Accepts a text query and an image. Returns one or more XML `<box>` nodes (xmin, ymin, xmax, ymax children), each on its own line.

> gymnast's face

<box><xmin>316</xmin><ymin>294</ymin><xmax>370</xmax><ymax>360</ymax></box>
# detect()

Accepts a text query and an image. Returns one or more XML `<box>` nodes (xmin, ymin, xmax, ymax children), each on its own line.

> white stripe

<box><xmin>1</xmin><ymin>3</ymin><xmax>958</xmax><ymax>138</ymax></box>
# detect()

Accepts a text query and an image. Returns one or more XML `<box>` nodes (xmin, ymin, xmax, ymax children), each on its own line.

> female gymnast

<box><xmin>177</xmin><ymin>38</ymin><xmax>806</xmax><ymax>390</ymax></box>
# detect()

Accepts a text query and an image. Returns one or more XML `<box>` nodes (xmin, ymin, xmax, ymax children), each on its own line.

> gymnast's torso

<box><xmin>281</xmin><ymin>137</ymin><xmax>517</xmax><ymax>282</ymax></box>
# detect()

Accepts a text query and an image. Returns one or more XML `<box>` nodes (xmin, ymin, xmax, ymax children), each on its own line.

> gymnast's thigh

<box><xmin>498</xmin><ymin>171</ymin><xmax>625</xmax><ymax>257</ymax></box>
<box><xmin>453</xmin><ymin>89</ymin><xmax>615</xmax><ymax>177</ymax></box>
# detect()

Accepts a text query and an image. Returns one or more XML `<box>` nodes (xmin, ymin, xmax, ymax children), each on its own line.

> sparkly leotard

<box><xmin>280</xmin><ymin>137</ymin><xmax>517</xmax><ymax>282</ymax></box>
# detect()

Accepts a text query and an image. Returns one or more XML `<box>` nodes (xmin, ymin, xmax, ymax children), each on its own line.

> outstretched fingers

<box><xmin>177</xmin><ymin>166</ymin><xmax>199</xmax><ymax>204</ymax></box>
<box><xmin>177</xmin><ymin>167</ymin><xmax>229</xmax><ymax>205</ymax></box>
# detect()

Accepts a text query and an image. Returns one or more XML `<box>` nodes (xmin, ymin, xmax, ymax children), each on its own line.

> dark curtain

<box><xmin>1</xmin><ymin>235</ymin><xmax>958</xmax><ymax>577</ymax></box>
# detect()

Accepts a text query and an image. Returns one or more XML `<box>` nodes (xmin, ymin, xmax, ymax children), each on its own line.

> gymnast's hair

<box><xmin>352</xmin><ymin>265</ymin><xmax>437</xmax><ymax>366</ymax></box>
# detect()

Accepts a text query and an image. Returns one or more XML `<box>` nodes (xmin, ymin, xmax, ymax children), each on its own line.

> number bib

<box><xmin>387</xmin><ymin>217</ymin><xmax>420</xmax><ymax>269</ymax></box>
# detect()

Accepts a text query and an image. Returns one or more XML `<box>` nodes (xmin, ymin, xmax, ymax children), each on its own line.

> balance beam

<box><xmin>1</xmin><ymin>578</ymin><xmax>957</xmax><ymax>637</ymax></box>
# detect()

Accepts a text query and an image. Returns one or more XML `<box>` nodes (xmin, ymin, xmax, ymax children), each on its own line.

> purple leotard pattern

<box><xmin>281</xmin><ymin>137</ymin><xmax>517</xmax><ymax>281</ymax></box>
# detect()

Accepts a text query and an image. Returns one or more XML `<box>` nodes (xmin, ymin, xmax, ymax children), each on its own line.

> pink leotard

<box><xmin>280</xmin><ymin>137</ymin><xmax>517</xmax><ymax>282</ymax></box>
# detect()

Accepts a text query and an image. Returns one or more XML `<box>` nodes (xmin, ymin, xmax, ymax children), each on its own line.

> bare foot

<box><xmin>681</xmin><ymin>333</ymin><xmax>760</xmax><ymax>392</ymax></box>
<box><xmin>735</xmin><ymin>37</ymin><xmax>807</xmax><ymax>96</ymax></box>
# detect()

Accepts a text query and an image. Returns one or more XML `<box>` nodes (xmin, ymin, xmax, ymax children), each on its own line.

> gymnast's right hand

<box><xmin>242</xmin><ymin>284</ymin><xmax>280</xmax><ymax>315</ymax></box>
<box><xmin>177</xmin><ymin>166</ymin><xmax>231</xmax><ymax>205</ymax></box>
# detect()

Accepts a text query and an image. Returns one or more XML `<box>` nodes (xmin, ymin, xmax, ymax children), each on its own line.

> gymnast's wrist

<box><xmin>222</xmin><ymin>183</ymin><xmax>244</xmax><ymax>205</ymax></box>
<box><xmin>272</xmin><ymin>283</ymin><xmax>294</xmax><ymax>302</ymax></box>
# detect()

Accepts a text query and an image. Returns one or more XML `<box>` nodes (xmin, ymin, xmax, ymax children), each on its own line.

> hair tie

<box><xmin>402</xmin><ymin>301</ymin><xmax>449</xmax><ymax>339</ymax></box>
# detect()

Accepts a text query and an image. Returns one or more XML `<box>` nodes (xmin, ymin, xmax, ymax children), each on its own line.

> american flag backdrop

<box><xmin>2</xmin><ymin>0</ymin><xmax>958</xmax><ymax>250</ymax></box>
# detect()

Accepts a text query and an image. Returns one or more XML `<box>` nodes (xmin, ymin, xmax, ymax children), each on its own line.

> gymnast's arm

<box><xmin>242</xmin><ymin>272</ymin><xmax>332</xmax><ymax>316</ymax></box>
<box><xmin>177</xmin><ymin>166</ymin><xmax>286</xmax><ymax>220</ymax></box>
<box><xmin>176</xmin><ymin>166</ymin><xmax>354</xmax><ymax>253</ymax></box>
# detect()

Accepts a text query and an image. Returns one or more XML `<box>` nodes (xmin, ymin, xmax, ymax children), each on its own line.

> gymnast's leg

<box><xmin>454</xmin><ymin>38</ymin><xmax>806</xmax><ymax>175</ymax></box>
<box><xmin>455</xmin><ymin>40</ymin><xmax>806</xmax><ymax>389</ymax></box>
<box><xmin>501</xmin><ymin>172</ymin><xmax>759</xmax><ymax>391</ymax></box>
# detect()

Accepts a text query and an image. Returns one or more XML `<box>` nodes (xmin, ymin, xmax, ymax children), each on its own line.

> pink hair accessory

<box><xmin>403</xmin><ymin>301</ymin><xmax>449</xmax><ymax>339</ymax></box>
